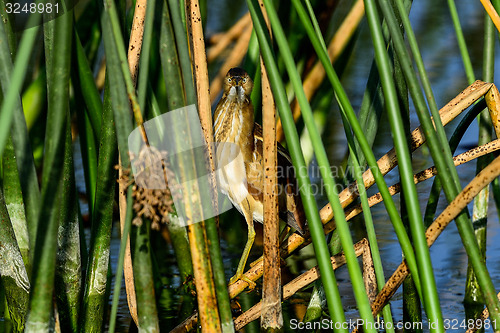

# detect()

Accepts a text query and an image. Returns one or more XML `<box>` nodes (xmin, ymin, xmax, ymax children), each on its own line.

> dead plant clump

<box><xmin>117</xmin><ymin>145</ymin><xmax>178</xmax><ymax>230</ymax></box>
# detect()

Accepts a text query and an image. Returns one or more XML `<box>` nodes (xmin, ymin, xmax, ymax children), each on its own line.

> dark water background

<box><xmin>73</xmin><ymin>0</ymin><xmax>500</xmax><ymax>331</ymax></box>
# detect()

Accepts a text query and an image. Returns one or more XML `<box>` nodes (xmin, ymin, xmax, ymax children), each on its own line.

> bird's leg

<box><xmin>250</xmin><ymin>224</ymin><xmax>288</xmax><ymax>268</ymax></box>
<box><xmin>229</xmin><ymin>218</ymin><xmax>256</xmax><ymax>289</ymax></box>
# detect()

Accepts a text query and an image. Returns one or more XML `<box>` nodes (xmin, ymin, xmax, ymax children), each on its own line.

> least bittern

<box><xmin>214</xmin><ymin>68</ymin><xmax>306</xmax><ymax>287</ymax></box>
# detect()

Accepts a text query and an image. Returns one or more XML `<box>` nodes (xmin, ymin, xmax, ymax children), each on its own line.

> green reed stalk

<box><xmin>109</xmin><ymin>187</ymin><xmax>133</xmax><ymax>333</ymax></box>
<box><xmin>147</xmin><ymin>84</ymin><xmax>162</xmax><ymax>118</ymax></box>
<box><xmin>72</xmin><ymin>30</ymin><xmax>101</xmax><ymax>217</ymax></box>
<box><xmin>133</xmin><ymin>219</ymin><xmax>160</xmax><ymax>332</ymax></box>
<box><xmin>347</xmin><ymin>0</ymin><xmax>411</xmax><ymax>176</ymax></box>
<box><xmin>303</xmin><ymin>0</ymin><xmax>395</xmax><ymax>329</ymax></box>
<box><xmin>248</xmin><ymin>0</ymin><xmax>348</xmax><ymax>329</ymax></box>
<box><xmin>79</xmin><ymin>79</ymin><xmax>118</xmax><ymax>331</ymax></box>
<box><xmin>244</xmin><ymin>30</ymin><xmax>260</xmax><ymax>82</ymax></box>
<box><xmin>73</xmin><ymin>89</ymin><xmax>98</xmax><ymax>219</ymax></box>
<box><xmin>178</xmin><ymin>0</ymin><xmax>233</xmax><ymax>328</ymax></box>
<box><xmin>393</xmin><ymin>0</ymin><xmax>459</xmax><ymax>181</ymax></box>
<box><xmin>367</xmin><ymin>1</ymin><xmax>444</xmax><ymax>329</ymax></box>
<box><xmin>159</xmin><ymin>0</ymin><xmax>196</xmax><ymax>320</ymax></box>
<box><xmin>133</xmin><ymin>1</ymin><xmax>161</xmax><ymax>330</ymax></box>
<box><xmin>424</xmin><ymin>100</ymin><xmax>486</xmax><ymax>225</ymax></box>
<box><xmin>100</xmin><ymin>17</ymin><xmax>133</xmax><ymax>167</ymax></box>
<box><xmin>355</xmin><ymin>158</ymin><xmax>396</xmax><ymax>332</ymax></box>
<box><xmin>291</xmin><ymin>0</ymin><xmax>422</xmax><ymax>301</ymax></box>
<box><xmin>0</xmin><ymin>187</ymin><xmax>29</xmax><ymax>333</ymax></box>
<box><xmin>167</xmin><ymin>0</ymin><xmax>196</xmax><ymax>105</ymax></box>
<box><xmin>137</xmin><ymin>0</ymin><xmax>156</xmax><ymax>111</ymax></box>
<box><xmin>490</xmin><ymin>0</ymin><xmax>500</xmax><ymax>220</ymax></box>
<box><xmin>73</xmin><ymin>30</ymin><xmax>103</xmax><ymax>140</ymax></box>
<box><xmin>391</xmin><ymin>0</ymin><xmax>456</xmax><ymax>187</ymax></box>
<box><xmin>101</xmin><ymin>2</ymin><xmax>138</xmax><ymax>331</ymax></box>
<box><xmin>0</xmin><ymin>12</ymin><xmax>40</xmax><ymax>162</ymax></box>
<box><xmin>0</xmin><ymin>13</ymin><xmax>40</xmax><ymax>255</ymax></box>
<box><xmin>178</xmin><ymin>0</ymin><xmax>186</xmax><ymax>29</ymax></box>
<box><xmin>55</xmin><ymin>121</ymin><xmax>83</xmax><ymax>332</ymax></box>
<box><xmin>204</xmin><ymin>222</ymin><xmax>233</xmax><ymax>332</ymax></box>
<box><xmin>2</xmin><ymin>138</ymin><xmax>30</xmax><ymax>270</ymax></box>
<box><xmin>346</xmin><ymin>60</ymin><xmax>383</xmax><ymax>169</ymax></box>
<box><xmin>465</xmin><ymin>10</ymin><xmax>495</xmax><ymax>329</ymax></box>
<box><xmin>25</xmin><ymin>8</ymin><xmax>73</xmax><ymax>331</ymax></box>
<box><xmin>491</xmin><ymin>0</ymin><xmax>500</xmax><ymax>223</ymax></box>
<box><xmin>160</xmin><ymin>0</ymin><xmax>186</xmax><ymax>110</ymax></box>
<box><xmin>447</xmin><ymin>0</ymin><xmax>475</xmax><ymax>84</ymax></box>
<box><xmin>388</xmin><ymin>0</ymin><xmax>500</xmax><ymax>323</ymax></box>
<box><xmin>21</xmin><ymin>71</ymin><xmax>46</xmax><ymax>131</ymax></box>
<box><xmin>102</xmin><ymin>0</ymin><xmax>143</xmax><ymax>127</ymax></box>
<box><xmin>81</xmin><ymin>3</ymin><xmax>125</xmax><ymax>326</ymax></box>
<box><xmin>170</xmin><ymin>109</ymin><xmax>221</xmax><ymax>330</ymax></box>
<box><xmin>0</xmin><ymin>0</ymin><xmax>16</xmax><ymax>55</ymax></box>
<box><xmin>296</xmin><ymin>3</ymin><xmax>426</xmax><ymax>320</ymax></box>
<box><xmin>392</xmin><ymin>15</ymin><xmax>423</xmax><ymax>328</ymax></box>
<box><xmin>245</xmin><ymin>31</ymin><xmax>261</xmax><ymax>113</ymax></box>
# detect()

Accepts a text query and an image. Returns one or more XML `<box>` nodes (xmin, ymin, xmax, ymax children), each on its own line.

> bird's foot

<box><xmin>229</xmin><ymin>272</ymin><xmax>256</xmax><ymax>290</ymax></box>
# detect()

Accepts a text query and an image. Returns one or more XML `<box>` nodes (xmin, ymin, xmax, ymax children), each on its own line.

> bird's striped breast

<box><xmin>214</xmin><ymin>95</ymin><xmax>244</xmax><ymax>145</ymax></box>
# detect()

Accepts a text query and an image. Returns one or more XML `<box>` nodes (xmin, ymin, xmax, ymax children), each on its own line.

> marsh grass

<box><xmin>0</xmin><ymin>0</ymin><xmax>500</xmax><ymax>332</ymax></box>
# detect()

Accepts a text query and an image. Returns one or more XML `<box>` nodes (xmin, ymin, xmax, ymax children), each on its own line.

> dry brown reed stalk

<box><xmin>119</xmin><ymin>0</ymin><xmax>149</xmax><ymax>325</ymax></box>
<box><xmin>170</xmin><ymin>81</ymin><xmax>500</xmax><ymax>332</ymax></box>
<box><xmin>362</xmin><ymin>241</ymin><xmax>377</xmax><ymax>304</ymax></box>
<box><xmin>485</xmin><ymin>82</ymin><xmax>500</xmax><ymax>137</ymax></box>
<box><xmin>260</xmin><ymin>9</ymin><xmax>282</xmax><ymax>327</ymax></box>
<box><xmin>207</xmin><ymin>12</ymin><xmax>251</xmax><ymax>63</ymax></box>
<box><xmin>186</xmin><ymin>0</ymin><xmax>222</xmax><ymax>330</ymax></box>
<box><xmin>350</xmin><ymin>154</ymin><xmax>500</xmax><ymax>333</ymax></box>
<box><xmin>209</xmin><ymin>27</ymin><xmax>253</xmax><ymax>102</ymax></box>
<box><xmin>276</xmin><ymin>0</ymin><xmax>365</xmax><ymax>142</ymax></box>
<box><xmin>479</xmin><ymin>0</ymin><xmax>500</xmax><ymax>34</ymax></box>
<box><xmin>128</xmin><ymin>0</ymin><xmax>147</xmax><ymax>84</ymax></box>
<box><xmin>234</xmin><ymin>239</ymin><xmax>369</xmax><ymax>329</ymax></box>
<box><xmin>126</xmin><ymin>0</ymin><xmax>148</xmax><ymax>136</ymax></box>
<box><xmin>118</xmin><ymin>168</ymin><xmax>138</xmax><ymax>325</ymax></box>
<box><xmin>187</xmin><ymin>1</ymin><xmax>213</xmax><ymax>147</ymax></box>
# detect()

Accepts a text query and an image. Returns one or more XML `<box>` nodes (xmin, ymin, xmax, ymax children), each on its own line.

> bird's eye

<box><xmin>243</xmin><ymin>77</ymin><xmax>247</xmax><ymax>83</ymax></box>
<box><xmin>227</xmin><ymin>77</ymin><xmax>232</xmax><ymax>82</ymax></box>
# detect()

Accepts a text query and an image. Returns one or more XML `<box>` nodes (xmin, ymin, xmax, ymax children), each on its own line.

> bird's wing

<box><xmin>253</xmin><ymin>123</ymin><xmax>291</xmax><ymax>163</ymax></box>
<box><xmin>252</xmin><ymin>123</ymin><xmax>307</xmax><ymax>236</ymax></box>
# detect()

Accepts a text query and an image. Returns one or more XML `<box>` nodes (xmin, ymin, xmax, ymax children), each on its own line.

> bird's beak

<box><xmin>232</xmin><ymin>76</ymin><xmax>242</xmax><ymax>85</ymax></box>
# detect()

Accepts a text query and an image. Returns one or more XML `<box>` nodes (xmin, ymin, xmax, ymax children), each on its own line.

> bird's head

<box><xmin>223</xmin><ymin>67</ymin><xmax>253</xmax><ymax>100</ymax></box>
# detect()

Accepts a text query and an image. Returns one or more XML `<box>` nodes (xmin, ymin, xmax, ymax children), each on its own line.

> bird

<box><xmin>213</xmin><ymin>67</ymin><xmax>306</xmax><ymax>287</ymax></box>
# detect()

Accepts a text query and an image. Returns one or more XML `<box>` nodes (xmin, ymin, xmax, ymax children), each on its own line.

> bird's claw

<box><xmin>229</xmin><ymin>273</ymin><xmax>256</xmax><ymax>290</ymax></box>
